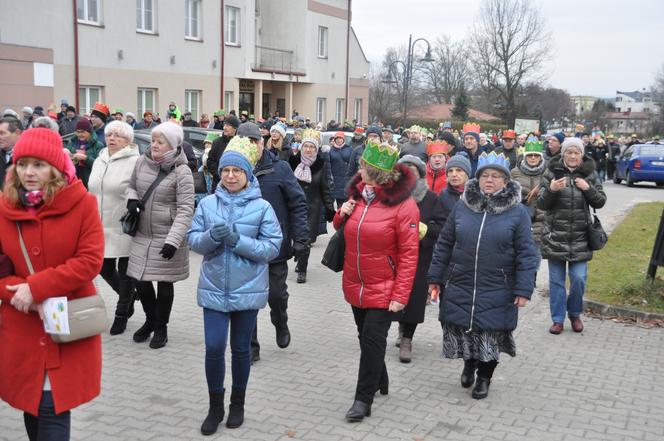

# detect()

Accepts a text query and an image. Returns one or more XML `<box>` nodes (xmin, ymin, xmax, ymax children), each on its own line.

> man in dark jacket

<box><xmin>135</xmin><ymin>111</ymin><xmax>158</xmax><ymax>130</ymax></box>
<box><xmin>345</xmin><ymin>125</ymin><xmax>382</xmax><ymax>181</ymax></box>
<box><xmin>438</xmin><ymin>153</ymin><xmax>471</xmax><ymax>226</ymax></box>
<box><xmin>606</xmin><ymin>135</ymin><xmax>621</xmax><ymax>179</ymax></box>
<box><xmin>182</xmin><ymin>111</ymin><xmax>198</xmax><ymax>127</ymax></box>
<box><xmin>494</xmin><ymin>130</ymin><xmax>518</xmax><ymax>170</ymax></box>
<box><xmin>544</xmin><ymin>132</ymin><xmax>564</xmax><ymax>162</ymax></box>
<box><xmin>59</xmin><ymin>106</ymin><xmax>81</xmax><ymax>136</ymax></box>
<box><xmin>350</xmin><ymin>127</ymin><xmax>365</xmax><ymax>149</ymax></box>
<box><xmin>206</xmin><ymin>115</ymin><xmax>240</xmax><ymax>191</ymax></box>
<box><xmin>0</xmin><ymin>116</ymin><xmax>23</xmax><ymax>190</ymax></box>
<box><xmin>237</xmin><ymin>123</ymin><xmax>309</xmax><ymax>362</ymax></box>
<box><xmin>89</xmin><ymin>102</ymin><xmax>110</xmax><ymax>146</ymax></box>
<box><xmin>399</xmin><ymin>125</ymin><xmax>428</xmax><ymax>162</ymax></box>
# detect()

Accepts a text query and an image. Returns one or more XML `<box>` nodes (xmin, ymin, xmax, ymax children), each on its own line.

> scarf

<box><xmin>19</xmin><ymin>188</ymin><xmax>45</xmax><ymax>208</ymax></box>
<box><xmin>294</xmin><ymin>152</ymin><xmax>317</xmax><ymax>183</ymax></box>
<box><xmin>362</xmin><ymin>185</ymin><xmax>376</xmax><ymax>203</ymax></box>
<box><xmin>518</xmin><ymin>158</ymin><xmax>546</xmax><ymax>176</ymax></box>
<box><xmin>152</xmin><ymin>148</ymin><xmax>177</xmax><ymax>164</ymax></box>
<box><xmin>411</xmin><ymin>178</ymin><xmax>429</xmax><ymax>203</ymax></box>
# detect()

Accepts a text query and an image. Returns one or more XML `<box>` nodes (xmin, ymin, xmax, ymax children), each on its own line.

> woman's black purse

<box><xmin>120</xmin><ymin>170</ymin><xmax>169</xmax><ymax>236</ymax></box>
<box><xmin>321</xmin><ymin>220</ymin><xmax>346</xmax><ymax>272</ymax></box>
<box><xmin>587</xmin><ymin>206</ymin><xmax>608</xmax><ymax>251</ymax></box>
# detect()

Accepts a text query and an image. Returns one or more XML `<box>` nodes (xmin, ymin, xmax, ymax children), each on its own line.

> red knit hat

<box><xmin>13</xmin><ymin>128</ymin><xmax>68</xmax><ymax>174</ymax></box>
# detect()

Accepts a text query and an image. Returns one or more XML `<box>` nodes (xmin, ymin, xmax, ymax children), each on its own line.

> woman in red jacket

<box><xmin>0</xmin><ymin>128</ymin><xmax>104</xmax><ymax>440</ymax></box>
<box><xmin>332</xmin><ymin>141</ymin><xmax>419</xmax><ymax>423</ymax></box>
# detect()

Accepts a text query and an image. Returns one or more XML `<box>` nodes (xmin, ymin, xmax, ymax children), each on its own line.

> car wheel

<box><xmin>626</xmin><ymin>170</ymin><xmax>635</xmax><ymax>187</ymax></box>
<box><xmin>656</xmin><ymin>182</ymin><xmax>664</xmax><ymax>187</ymax></box>
<box><xmin>613</xmin><ymin>173</ymin><xmax>622</xmax><ymax>184</ymax></box>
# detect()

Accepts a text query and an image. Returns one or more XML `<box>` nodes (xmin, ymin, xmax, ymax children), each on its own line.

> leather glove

<box><xmin>292</xmin><ymin>240</ymin><xmax>310</xmax><ymax>262</ymax></box>
<box><xmin>210</xmin><ymin>223</ymin><xmax>231</xmax><ymax>242</ymax></box>
<box><xmin>127</xmin><ymin>199</ymin><xmax>142</xmax><ymax>214</ymax></box>
<box><xmin>159</xmin><ymin>244</ymin><xmax>177</xmax><ymax>260</ymax></box>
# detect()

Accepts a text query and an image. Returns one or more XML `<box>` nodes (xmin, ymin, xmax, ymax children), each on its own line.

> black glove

<box><xmin>325</xmin><ymin>207</ymin><xmax>336</xmax><ymax>222</ymax></box>
<box><xmin>127</xmin><ymin>199</ymin><xmax>142</xmax><ymax>214</ymax></box>
<box><xmin>292</xmin><ymin>240</ymin><xmax>310</xmax><ymax>262</ymax></box>
<box><xmin>159</xmin><ymin>244</ymin><xmax>177</xmax><ymax>260</ymax></box>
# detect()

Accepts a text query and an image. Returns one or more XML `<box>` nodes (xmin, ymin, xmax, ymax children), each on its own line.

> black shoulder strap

<box><xmin>140</xmin><ymin>168</ymin><xmax>170</xmax><ymax>205</ymax></box>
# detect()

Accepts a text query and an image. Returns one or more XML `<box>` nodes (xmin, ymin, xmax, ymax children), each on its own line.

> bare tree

<box><xmin>471</xmin><ymin>0</ymin><xmax>552</xmax><ymax>127</ymax></box>
<box><xmin>419</xmin><ymin>36</ymin><xmax>472</xmax><ymax>104</ymax></box>
<box><xmin>650</xmin><ymin>63</ymin><xmax>664</xmax><ymax>135</ymax></box>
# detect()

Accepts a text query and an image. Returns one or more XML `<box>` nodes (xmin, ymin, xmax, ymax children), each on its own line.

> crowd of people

<box><xmin>0</xmin><ymin>98</ymin><xmax>612</xmax><ymax>439</ymax></box>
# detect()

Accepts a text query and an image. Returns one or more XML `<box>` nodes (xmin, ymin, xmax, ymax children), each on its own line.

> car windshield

<box><xmin>640</xmin><ymin>146</ymin><xmax>664</xmax><ymax>156</ymax></box>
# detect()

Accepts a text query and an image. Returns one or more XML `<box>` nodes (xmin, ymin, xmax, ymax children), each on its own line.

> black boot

<box><xmin>149</xmin><ymin>290</ymin><xmax>173</xmax><ymax>349</ymax></box>
<box><xmin>133</xmin><ymin>320</ymin><xmax>154</xmax><ymax>342</ymax></box>
<box><xmin>276</xmin><ymin>324</ymin><xmax>291</xmax><ymax>349</ymax></box>
<box><xmin>201</xmin><ymin>390</ymin><xmax>225</xmax><ymax>436</ymax></box>
<box><xmin>133</xmin><ymin>282</ymin><xmax>156</xmax><ymax>342</ymax></box>
<box><xmin>110</xmin><ymin>316</ymin><xmax>128</xmax><ymax>335</ymax></box>
<box><xmin>150</xmin><ymin>326</ymin><xmax>168</xmax><ymax>349</ymax></box>
<box><xmin>461</xmin><ymin>359</ymin><xmax>478</xmax><ymax>388</ymax></box>
<box><xmin>296</xmin><ymin>271</ymin><xmax>306</xmax><ymax>284</ymax></box>
<box><xmin>345</xmin><ymin>400</ymin><xmax>371</xmax><ymax>422</ymax></box>
<box><xmin>226</xmin><ymin>387</ymin><xmax>246</xmax><ymax>428</ymax></box>
<box><xmin>472</xmin><ymin>376</ymin><xmax>491</xmax><ymax>399</ymax></box>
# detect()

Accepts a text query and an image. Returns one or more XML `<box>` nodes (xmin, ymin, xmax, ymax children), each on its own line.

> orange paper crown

<box><xmin>502</xmin><ymin>129</ymin><xmax>516</xmax><ymax>139</ymax></box>
<box><xmin>427</xmin><ymin>140</ymin><xmax>449</xmax><ymax>156</ymax></box>
<box><xmin>93</xmin><ymin>102</ymin><xmax>110</xmax><ymax>116</ymax></box>
<box><xmin>463</xmin><ymin>123</ymin><xmax>480</xmax><ymax>134</ymax></box>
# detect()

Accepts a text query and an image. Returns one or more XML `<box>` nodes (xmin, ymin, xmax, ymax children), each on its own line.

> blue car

<box><xmin>614</xmin><ymin>144</ymin><xmax>664</xmax><ymax>187</ymax></box>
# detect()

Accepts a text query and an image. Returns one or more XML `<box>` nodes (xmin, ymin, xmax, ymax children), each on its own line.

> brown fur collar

<box><xmin>346</xmin><ymin>163</ymin><xmax>417</xmax><ymax>206</ymax></box>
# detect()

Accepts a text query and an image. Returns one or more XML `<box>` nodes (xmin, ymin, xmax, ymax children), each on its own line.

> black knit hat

<box><xmin>224</xmin><ymin>116</ymin><xmax>241</xmax><ymax>129</ymax></box>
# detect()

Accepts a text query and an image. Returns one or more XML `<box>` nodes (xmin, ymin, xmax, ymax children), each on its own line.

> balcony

<box><xmin>252</xmin><ymin>45</ymin><xmax>305</xmax><ymax>77</ymax></box>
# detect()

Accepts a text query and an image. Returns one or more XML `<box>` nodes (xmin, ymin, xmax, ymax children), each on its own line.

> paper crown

<box><xmin>463</xmin><ymin>123</ymin><xmax>480</xmax><ymax>134</ymax></box>
<box><xmin>225</xmin><ymin>136</ymin><xmax>259</xmax><ymax>167</ymax></box>
<box><xmin>502</xmin><ymin>129</ymin><xmax>517</xmax><ymax>139</ymax></box>
<box><xmin>524</xmin><ymin>141</ymin><xmax>543</xmax><ymax>156</ymax></box>
<box><xmin>361</xmin><ymin>140</ymin><xmax>399</xmax><ymax>171</ymax></box>
<box><xmin>92</xmin><ymin>102</ymin><xmax>110</xmax><ymax>116</ymax></box>
<box><xmin>214</xmin><ymin>109</ymin><xmax>225</xmax><ymax>117</ymax></box>
<box><xmin>427</xmin><ymin>140</ymin><xmax>449</xmax><ymax>156</ymax></box>
<box><xmin>301</xmin><ymin>128</ymin><xmax>321</xmax><ymax>148</ymax></box>
<box><xmin>354</xmin><ymin>127</ymin><xmax>364</xmax><ymax>134</ymax></box>
<box><xmin>204</xmin><ymin>132</ymin><xmax>220</xmax><ymax>143</ymax></box>
<box><xmin>113</xmin><ymin>108</ymin><xmax>124</xmax><ymax>115</ymax></box>
<box><xmin>408</xmin><ymin>124</ymin><xmax>423</xmax><ymax>134</ymax></box>
<box><xmin>476</xmin><ymin>151</ymin><xmax>510</xmax><ymax>177</ymax></box>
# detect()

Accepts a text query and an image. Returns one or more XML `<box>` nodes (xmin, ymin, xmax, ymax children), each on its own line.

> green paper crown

<box><xmin>361</xmin><ymin>141</ymin><xmax>399</xmax><ymax>171</ymax></box>
<box><xmin>524</xmin><ymin>141</ymin><xmax>543</xmax><ymax>155</ymax></box>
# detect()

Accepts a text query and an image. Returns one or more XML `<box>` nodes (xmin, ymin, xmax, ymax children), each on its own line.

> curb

<box><xmin>584</xmin><ymin>299</ymin><xmax>664</xmax><ymax>322</ymax></box>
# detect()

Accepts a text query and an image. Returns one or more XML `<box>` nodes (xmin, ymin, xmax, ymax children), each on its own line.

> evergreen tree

<box><xmin>452</xmin><ymin>83</ymin><xmax>470</xmax><ymax>121</ymax></box>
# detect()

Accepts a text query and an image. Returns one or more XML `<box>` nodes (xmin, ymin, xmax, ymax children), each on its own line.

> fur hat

<box><xmin>561</xmin><ymin>137</ymin><xmax>584</xmax><ymax>156</ymax></box>
<box><xmin>446</xmin><ymin>153</ymin><xmax>472</xmax><ymax>177</ymax></box>
<box><xmin>398</xmin><ymin>154</ymin><xmax>426</xmax><ymax>178</ymax></box>
<box><xmin>152</xmin><ymin>121</ymin><xmax>184</xmax><ymax>149</ymax></box>
<box><xmin>14</xmin><ymin>128</ymin><xmax>68</xmax><ymax>175</ymax></box>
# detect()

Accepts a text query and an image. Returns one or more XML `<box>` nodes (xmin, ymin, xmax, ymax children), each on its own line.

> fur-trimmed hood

<box><xmin>547</xmin><ymin>154</ymin><xmax>596</xmax><ymax>177</ymax></box>
<box><xmin>346</xmin><ymin>163</ymin><xmax>417</xmax><ymax>206</ymax></box>
<box><xmin>462</xmin><ymin>179</ymin><xmax>522</xmax><ymax>214</ymax></box>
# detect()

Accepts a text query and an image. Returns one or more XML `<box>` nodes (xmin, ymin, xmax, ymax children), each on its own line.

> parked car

<box><xmin>321</xmin><ymin>131</ymin><xmax>354</xmax><ymax>147</ymax></box>
<box><xmin>61</xmin><ymin>131</ymin><xmax>152</xmax><ymax>154</ymax></box>
<box><xmin>614</xmin><ymin>144</ymin><xmax>664</xmax><ymax>187</ymax></box>
<box><xmin>136</xmin><ymin>126</ymin><xmax>222</xmax><ymax>160</ymax></box>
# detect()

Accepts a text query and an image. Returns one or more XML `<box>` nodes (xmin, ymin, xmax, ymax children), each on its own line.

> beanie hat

<box><xmin>260</xmin><ymin>120</ymin><xmax>272</xmax><ymax>130</ymax></box>
<box><xmin>13</xmin><ymin>128</ymin><xmax>68</xmax><ymax>175</ymax></box>
<box><xmin>398</xmin><ymin>154</ymin><xmax>426</xmax><ymax>178</ymax></box>
<box><xmin>445</xmin><ymin>153</ymin><xmax>472</xmax><ymax>178</ymax></box>
<box><xmin>126</xmin><ymin>111</ymin><xmax>135</xmax><ymax>119</ymax></box>
<box><xmin>301</xmin><ymin>128</ymin><xmax>321</xmax><ymax>149</ymax></box>
<box><xmin>75</xmin><ymin>118</ymin><xmax>93</xmax><ymax>133</ymax></box>
<box><xmin>224</xmin><ymin>116</ymin><xmax>241</xmax><ymax>130</ymax></box>
<box><xmin>33</xmin><ymin>106</ymin><xmax>44</xmax><ymax>116</ymax></box>
<box><xmin>22</xmin><ymin>106</ymin><xmax>33</xmax><ymax>115</ymax></box>
<box><xmin>561</xmin><ymin>137</ymin><xmax>584</xmax><ymax>156</ymax></box>
<box><xmin>220</xmin><ymin>136</ymin><xmax>260</xmax><ymax>179</ymax></box>
<box><xmin>552</xmin><ymin>132</ymin><xmax>565</xmax><ymax>144</ymax></box>
<box><xmin>270</xmin><ymin>124</ymin><xmax>286</xmax><ymax>138</ymax></box>
<box><xmin>238</xmin><ymin>122</ymin><xmax>262</xmax><ymax>140</ymax></box>
<box><xmin>152</xmin><ymin>121</ymin><xmax>184</xmax><ymax>149</ymax></box>
<box><xmin>66</xmin><ymin>106</ymin><xmax>76</xmax><ymax>113</ymax></box>
<box><xmin>365</xmin><ymin>125</ymin><xmax>382</xmax><ymax>140</ymax></box>
<box><xmin>3</xmin><ymin>109</ymin><xmax>18</xmax><ymax>118</ymax></box>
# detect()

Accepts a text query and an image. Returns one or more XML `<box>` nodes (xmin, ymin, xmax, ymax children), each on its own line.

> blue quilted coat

<box><xmin>187</xmin><ymin>179</ymin><xmax>282</xmax><ymax>312</ymax></box>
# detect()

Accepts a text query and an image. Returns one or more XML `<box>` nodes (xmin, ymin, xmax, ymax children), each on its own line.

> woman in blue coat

<box><xmin>427</xmin><ymin>152</ymin><xmax>539</xmax><ymax>400</ymax></box>
<box><xmin>329</xmin><ymin>131</ymin><xmax>353</xmax><ymax>208</ymax></box>
<box><xmin>187</xmin><ymin>137</ymin><xmax>282</xmax><ymax>436</ymax></box>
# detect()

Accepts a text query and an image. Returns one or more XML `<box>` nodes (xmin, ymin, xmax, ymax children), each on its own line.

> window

<box><xmin>335</xmin><ymin>98</ymin><xmax>344</xmax><ymax>123</ymax></box>
<box><xmin>137</xmin><ymin>88</ymin><xmax>157</xmax><ymax>117</ymax></box>
<box><xmin>185</xmin><ymin>0</ymin><xmax>201</xmax><ymax>40</ymax></box>
<box><xmin>185</xmin><ymin>90</ymin><xmax>201</xmax><ymax>120</ymax></box>
<box><xmin>616</xmin><ymin>107</ymin><xmax>621</xmax><ymax>112</ymax></box>
<box><xmin>224</xmin><ymin>91</ymin><xmax>234</xmax><ymax>110</ymax></box>
<box><xmin>136</xmin><ymin>0</ymin><xmax>156</xmax><ymax>33</ymax></box>
<box><xmin>79</xmin><ymin>86</ymin><xmax>102</xmax><ymax>115</ymax></box>
<box><xmin>225</xmin><ymin>6</ymin><xmax>240</xmax><ymax>45</ymax></box>
<box><xmin>616</xmin><ymin>97</ymin><xmax>622</xmax><ymax>102</ymax></box>
<box><xmin>318</xmin><ymin>26</ymin><xmax>328</xmax><ymax>58</ymax></box>
<box><xmin>354</xmin><ymin>99</ymin><xmax>362</xmax><ymax>124</ymax></box>
<box><xmin>77</xmin><ymin>0</ymin><xmax>101</xmax><ymax>24</ymax></box>
<box><xmin>316</xmin><ymin>98</ymin><xmax>326</xmax><ymax>123</ymax></box>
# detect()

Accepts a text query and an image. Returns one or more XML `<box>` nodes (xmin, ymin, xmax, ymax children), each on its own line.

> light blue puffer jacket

<box><xmin>187</xmin><ymin>179</ymin><xmax>282</xmax><ymax>312</ymax></box>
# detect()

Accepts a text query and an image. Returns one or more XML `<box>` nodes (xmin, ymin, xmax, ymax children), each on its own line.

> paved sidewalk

<box><xmin>2</xmin><ymin>182</ymin><xmax>664</xmax><ymax>441</ymax></box>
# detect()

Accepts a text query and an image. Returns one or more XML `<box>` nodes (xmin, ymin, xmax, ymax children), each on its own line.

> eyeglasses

<box><xmin>221</xmin><ymin>168</ymin><xmax>245</xmax><ymax>176</ymax></box>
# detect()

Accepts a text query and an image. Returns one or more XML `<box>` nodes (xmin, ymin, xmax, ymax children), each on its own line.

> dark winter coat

<box><xmin>206</xmin><ymin>134</ymin><xmax>234</xmax><ymax>190</ymax></box>
<box><xmin>267</xmin><ymin>138</ymin><xmax>293</xmax><ymax>162</ymax></box>
<box><xmin>494</xmin><ymin>146</ymin><xmax>519</xmax><ymax>170</ymax></box>
<box><xmin>329</xmin><ymin>144</ymin><xmax>353</xmax><ymax>199</ymax></box>
<box><xmin>135</xmin><ymin>120</ymin><xmax>157</xmax><ymax>130</ymax></box>
<box><xmin>289</xmin><ymin>153</ymin><xmax>335</xmax><ymax>243</ymax></box>
<box><xmin>438</xmin><ymin>185</ymin><xmax>463</xmax><ymax>227</ymax></box>
<box><xmin>65</xmin><ymin>131</ymin><xmax>104</xmax><ymax>188</ymax></box>
<box><xmin>0</xmin><ymin>149</ymin><xmax>13</xmax><ymax>191</ymax></box>
<box><xmin>427</xmin><ymin>179</ymin><xmax>539</xmax><ymax>332</ymax></box>
<box><xmin>59</xmin><ymin>115</ymin><xmax>81</xmax><ymax>136</ymax></box>
<box><xmin>402</xmin><ymin>180</ymin><xmax>446</xmax><ymax>323</ymax></box>
<box><xmin>456</xmin><ymin>145</ymin><xmax>488</xmax><ymax>177</ymax></box>
<box><xmin>94</xmin><ymin>125</ymin><xmax>106</xmax><ymax>147</ymax></box>
<box><xmin>536</xmin><ymin>155</ymin><xmax>607</xmax><ymax>263</ymax></box>
<box><xmin>510</xmin><ymin>159</ymin><xmax>547</xmax><ymax>244</ymax></box>
<box><xmin>332</xmin><ymin>164</ymin><xmax>420</xmax><ymax>309</ymax></box>
<box><xmin>254</xmin><ymin>149</ymin><xmax>309</xmax><ymax>263</ymax></box>
<box><xmin>345</xmin><ymin>143</ymin><xmax>365</xmax><ymax>182</ymax></box>
<box><xmin>399</xmin><ymin>141</ymin><xmax>428</xmax><ymax>163</ymax></box>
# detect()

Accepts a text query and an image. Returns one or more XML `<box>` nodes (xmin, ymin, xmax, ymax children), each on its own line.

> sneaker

<box><xmin>549</xmin><ymin>322</ymin><xmax>564</xmax><ymax>335</ymax></box>
<box><xmin>569</xmin><ymin>316</ymin><xmax>584</xmax><ymax>333</ymax></box>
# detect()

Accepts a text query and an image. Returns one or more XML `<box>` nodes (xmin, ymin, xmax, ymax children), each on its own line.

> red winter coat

<box><xmin>0</xmin><ymin>180</ymin><xmax>104</xmax><ymax>416</ymax></box>
<box><xmin>425</xmin><ymin>163</ymin><xmax>447</xmax><ymax>195</ymax></box>
<box><xmin>333</xmin><ymin>164</ymin><xmax>420</xmax><ymax>309</ymax></box>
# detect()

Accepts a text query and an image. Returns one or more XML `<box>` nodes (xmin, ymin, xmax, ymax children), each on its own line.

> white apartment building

<box><xmin>0</xmin><ymin>0</ymin><xmax>370</xmax><ymax>124</ymax></box>
<box><xmin>614</xmin><ymin>90</ymin><xmax>657</xmax><ymax>114</ymax></box>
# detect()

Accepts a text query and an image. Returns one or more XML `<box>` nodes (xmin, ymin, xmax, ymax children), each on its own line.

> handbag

<box><xmin>120</xmin><ymin>169</ymin><xmax>170</xmax><ymax>236</ymax></box>
<box><xmin>321</xmin><ymin>219</ymin><xmax>346</xmax><ymax>272</ymax></box>
<box><xmin>17</xmin><ymin>224</ymin><xmax>109</xmax><ymax>343</ymax></box>
<box><xmin>586</xmin><ymin>206</ymin><xmax>608</xmax><ymax>251</ymax></box>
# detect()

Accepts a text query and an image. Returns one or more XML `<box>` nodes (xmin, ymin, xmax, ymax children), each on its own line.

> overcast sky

<box><xmin>352</xmin><ymin>0</ymin><xmax>664</xmax><ymax>98</ymax></box>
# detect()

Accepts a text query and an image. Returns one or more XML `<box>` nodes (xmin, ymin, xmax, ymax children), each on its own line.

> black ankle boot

<box><xmin>345</xmin><ymin>400</ymin><xmax>371</xmax><ymax>422</ymax></box>
<box><xmin>276</xmin><ymin>324</ymin><xmax>291</xmax><ymax>349</ymax></box>
<box><xmin>201</xmin><ymin>390</ymin><xmax>225</xmax><ymax>436</ymax></box>
<box><xmin>133</xmin><ymin>321</ymin><xmax>154</xmax><ymax>342</ymax></box>
<box><xmin>461</xmin><ymin>359</ymin><xmax>477</xmax><ymax>388</ymax></box>
<box><xmin>109</xmin><ymin>316</ymin><xmax>128</xmax><ymax>336</ymax></box>
<box><xmin>226</xmin><ymin>387</ymin><xmax>246</xmax><ymax>428</ymax></box>
<box><xmin>472</xmin><ymin>376</ymin><xmax>491</xmax><ymax>399</ymax></box>
<box><xmin>149</xmin><ymin>326</ymin><xmax>168</xmax><ymax>349</ymax></box>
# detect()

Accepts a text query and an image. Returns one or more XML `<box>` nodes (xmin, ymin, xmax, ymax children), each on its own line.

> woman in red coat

<box><xmin>332</xmin><ymin>141</ymin><xmax>419</xmax><ymax>422</ymax></box>
<box><xmin>0</xmin><ymin>128</ymin><xmax>104</xmax><ymax>440</ymax></box>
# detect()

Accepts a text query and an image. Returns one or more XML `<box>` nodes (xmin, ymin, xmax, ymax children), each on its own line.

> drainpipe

<box><xmin>220</xmin><ymin>0</ymin><xmax>225</xmax><ymax>108</ymax></box>
<box><xmin>73</xmin><ymin>0</ymin><xmax>80</xmax><ymax>111</ymax></box>
<box><xmin>345</xmin><ymin>0</ymin><xmax>351</xmax><ymax>122</ymax></box>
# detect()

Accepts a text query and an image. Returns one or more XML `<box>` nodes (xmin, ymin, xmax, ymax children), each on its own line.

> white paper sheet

<box><xmin>42</xmin><ymin>297</ymin><xmax>70</xmax><ymax>335</ymax></box>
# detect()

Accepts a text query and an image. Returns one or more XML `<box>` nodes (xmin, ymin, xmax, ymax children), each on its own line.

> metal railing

<box><xmin>253</xmin><ymin>45</ymin><xmax>305</xmax><ymax>75</ymax></box>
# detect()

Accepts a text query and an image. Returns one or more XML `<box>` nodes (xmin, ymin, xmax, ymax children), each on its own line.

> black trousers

<box><xmin>99</xmin><ymin>257</ymin><xmax>134</xmax><ymax>318</ymax></box>
<box><xmin>294</xmin><ymin>248</ymin><xmax>310</xmax><ymax>274</ymax></box>
<box><xmin>23</xmin><ymin>391</ymin><xmax>70</xmax><ymax>441</ymax></box>
<box><xmin>398</xmin><ymin>321</ymin><xmax>418</xmax><ymax>339</ymax></box>
<box><xmin>135</xmin><ymin>281</ymin><xmax>174</xmax><ymax>328</ymax></box>
<box><xmin>251</xmin><ymin>261</ymin><xmax>289</xmax><ymax>352</ymax></box>
<box><xmin>351</xmin><ymin>307</ymin><xmax>392</xmax><ymax>404</ymax></box>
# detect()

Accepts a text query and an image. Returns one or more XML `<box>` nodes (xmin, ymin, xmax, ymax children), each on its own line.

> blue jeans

<box><xmin>23</xmin><ymin>391</ymin><xmax>71</xmax><ymax>441</ymax></box>
<box><xmin>548</xmin><ymin>259</ymin><xmax>588</xmax><ymax>324</ymax></box>
<box><xmin>204</xmin><ymin>308</ymin><xmax>258</xmax><ymax>393</ymax></box>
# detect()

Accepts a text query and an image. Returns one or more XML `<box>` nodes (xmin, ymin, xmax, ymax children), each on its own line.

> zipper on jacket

<box><xmin>445</xmin><ymin>264</ymin><xmax>457</xmax><ymax>288</ymax></box>
<box><xmin>224</xmin><ymin>198</ymin><xmax>234</xmax><ymax>311</ymax></box>
<box><xmin>387</xmin><ymin>256</ymin><xmax>396</xmax><ymax>277</ymax></box>
<box><xmin>467</xmin><ymin>212</ymin><xmax>487</xmax><ymax>333</ymax></box>
<box><xmin>356</xmin><ymin>201</ymin><xmax>371</xmax><ymax>307</ymax></box>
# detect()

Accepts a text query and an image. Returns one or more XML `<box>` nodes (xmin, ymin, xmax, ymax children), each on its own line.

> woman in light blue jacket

<box><xmin>187</xmin><ymin>137</ymin><xmax>282</xmax><ymax>436</ymax></box>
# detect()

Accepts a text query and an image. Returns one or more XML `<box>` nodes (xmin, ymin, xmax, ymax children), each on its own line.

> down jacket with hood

<box><xmin>187</xmin><ymin>178</ymin><xmax>282</xmax><ymax>312</ymax></box>
<box><xmin>510</xmin><ymin>157</ymin><xmax>547</xmax><ymax>244</ymax></box>
<box><xmin>126</xmin><ymin>146</ymin><xmax>195</xmax><ymax>282</ymax></box>
<box><xmin>536</xmin><ymin>154</ymin><xmax>607</xmax><ymax>262</ymax></box>
<box><xmin>332</xmin><ymin>163</ymin><xmax>420</xmax><ymax>309</ymax></box>
<box><xmin>427</xmin><ymin>179</ymin><xmax>539</xmax><ymax>332</ymax></box>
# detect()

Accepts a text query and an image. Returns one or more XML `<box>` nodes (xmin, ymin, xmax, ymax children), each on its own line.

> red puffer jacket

<box><xmin>333</xmin><ymin>164</ymin><xmax>420</xmax><ymax>309</ymax></box>
<box><xmin>425</xmin><ymin>162</ymin><xmax>447</xmax><ymax>195</ymax></box>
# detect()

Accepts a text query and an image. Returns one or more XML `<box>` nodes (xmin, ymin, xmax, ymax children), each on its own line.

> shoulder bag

<box><xmin>120</xmin><ymin>168</ymin><xmax>170</xmax><ymax>236</ymax></box>
<box><xmin>17</xmin><ymin>224</ymin><xmax>109</xmax><ymax>343</ymax></box>
<box><xmin>321</xmin><ymin>218</ymin><xmax>346</xmax><ymax>272</ymax></box>
<box><xmin>587</xmin><ymin>206</ymin><xmax>608</xmax><ymax>251</ymax></box>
